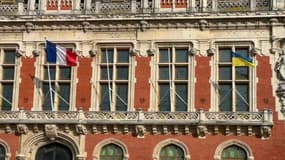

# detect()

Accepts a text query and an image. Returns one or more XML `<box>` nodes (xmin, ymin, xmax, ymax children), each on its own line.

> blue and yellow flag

<box><xmin>231</xmin><ymin>52</ymin><xmax>255</xmax><ymax>67</ymax></box>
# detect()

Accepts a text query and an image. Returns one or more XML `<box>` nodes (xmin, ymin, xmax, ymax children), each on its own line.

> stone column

<box><xmin>154</xmin><ymin>0</ymin><xmax>160</xmax><ymax>12</ymax></box>
<box><xmin>142</xmin><ymin>0</ymin><xmax>149</xmax><ymax>12</ymax></box>
<box><xmin>95</xmin><ymin>0</ymin><xmax>101</xmax><ymax>14</ymax></box>
<box><xmin>190</xmin><ymin>0</ymin><xmax>196</xmax><ymax>12</ymax></box>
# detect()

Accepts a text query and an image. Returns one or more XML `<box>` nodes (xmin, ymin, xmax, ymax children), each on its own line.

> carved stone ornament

<box><xmin>135</xmin><ymin>125</ymin><xmax>146</xmax><ymax>138</ymax></box>
<box><xmin>197</xmin><ymin>125</ymin><xmax>207</xmax><ymax>139</ymax></box>
<box><xmin>275</xmin><ymin>51</ymin><xmax>285</xmax><ymax>115</ymax></box>
<box><xmin>76</xmin><ymin>124</ymin><xmax>87</xmax><ymax>135</ymax></box>
<box><xmin>16</xmin><ymin>124</ymin><xmax>28</xmax><ymax>135</ymax></box>
<box><xmin>45</xmin><ymin>124</ymin><xmax>58</xmax><ymax>140</ymax></box>
<box><xmin>25</xmin><ymin>22</ymin><xmax>33</xmax><ymax>33</ymax></box>
<box><xmin>260</xmin><ymin>126</ymin><xmax>271</xmax><ymax>139</ymax></box>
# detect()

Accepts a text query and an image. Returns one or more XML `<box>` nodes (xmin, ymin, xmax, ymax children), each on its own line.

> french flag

<box><xmin>46</xmin><ymin>40</ymin><xmax>77</xmax><ymax>66</ymax></box>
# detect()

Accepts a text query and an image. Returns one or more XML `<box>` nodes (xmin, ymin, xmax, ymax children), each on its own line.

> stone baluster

<box><xmin>74</xmin><ymin>0</ymin><xmax>81</xmax><ymax>13</ymax></box>
<box><xmin>131</xmin><ymin>0</ymin><xmax>137</xmax><ymax>13</ymax></box>
<box><xmin>18</xmin><ymin>0</ymin><xmax>25</xmax><ymax>15</ymax></box>
<box><xmin>250</xmin><ymin>0</ymin><xmax>256</xmax><ymax>11</ymax></box>
<box><xmin>28</xmin><ymin>0</ymin><xmax>36</xmax><ymax>14</ymax></box>
<box><xmin>271</xmin><ymin>0</ymin><xmax>285</xmax><ymax>10</ymax></box>
<box><xmin>40</xmin><ymin>0</ymin><xmax>47</xmax><ymax>13</ymax></box>
<box><xmin>85</xmin><ymin>0</ymin><xmax>92</xmax><ymax>12</ymax></box>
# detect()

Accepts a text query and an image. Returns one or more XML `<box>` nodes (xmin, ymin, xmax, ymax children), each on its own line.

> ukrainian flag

<box><xmin>231</xmin><ymin>52</ymin><xmax>255</xmax><ymax>67</ymax></box>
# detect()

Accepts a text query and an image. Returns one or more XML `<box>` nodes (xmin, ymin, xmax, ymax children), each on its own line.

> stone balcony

<box><xmin>0</xmin><ymin>109</ymin><xmax>273</xmax><ymax>139</ymax></box>
<box><xmin>0</xmin><ymin>0</ymin><xmax>283</xmax><ymax>16</ymax></box>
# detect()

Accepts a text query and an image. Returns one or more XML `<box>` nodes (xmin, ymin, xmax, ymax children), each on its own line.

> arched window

<box><xmin>36</xmin><ymin>143</ymin><xmax>73</xmax><ymax>160</ymax></box>
<box><xmin>0</xmin><ymin>145</ymin><xmax>5</xmax><ymax>160</ymax></box>
<box><xmin>221</xmin><ymin>145</ymin><xmax>247</xmax><ymax>160</ymax></box>
<box><xmin>100</xmin><ymin>144</ymin><xmax>124</xmax><ymax>160</ymax></box>
<box><xmin>159</xmin><ymin>144</ymin><xmax>184</xmax><ymax>160</ymax></box>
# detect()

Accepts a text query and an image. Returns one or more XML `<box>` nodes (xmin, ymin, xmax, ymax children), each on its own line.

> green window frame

<box><xmin>100</xmin><ymin>144</ymin><xmax>124</xmax><ymax>160</ymax></box>
<box><xmin>221</xmin><ymin>145</ymin><xmax>247</xmax><ymax>160</ymax></box>
<box><xmin>159</xmin><ymin>144</ymin><xmax>185</xmax><ymax>160</ymax></box>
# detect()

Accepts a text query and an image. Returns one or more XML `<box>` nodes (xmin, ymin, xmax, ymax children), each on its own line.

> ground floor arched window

<box><xmin>35</xmin><ymin>143</ymin><xmax>73</xmax><ymax>160</ymax></box>
<box><xmin>221</xmin><ymin>145</ymin><xmax>247</xmax><ymax>160</ymax></box>
<box><xmin>100</xmin><ymin>143</ymin><xmax>124</xmax><ymax>160</ymax></box>
<box><xmin>159</xmin><ymin>144</ymin><xmax>185</xmax><ymax>160</ymax></box>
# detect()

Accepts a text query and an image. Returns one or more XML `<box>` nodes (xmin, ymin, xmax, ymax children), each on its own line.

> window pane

<box><xmin>44</xmin><ymin>66</ymin><xmax>56</xmax><ymax>80</ymax></box>
<box><xmin>236</xmin><ymin>48</ymin><xmax>249</xmax><ymax>57</ymax></box>
<box><xmin>222</xmin><ymin>145</ymin><xmax>247</xmax><ymax>159</ymax></box>
<box><xmin>236</xmin><ymin>84</ymin><xmax>249</xmax><ymax>111</ymax></box>
<box><xmin>219</xmin><ymin>84</ymin><xmax>232</xmax><ymax>111</ymax></box>
<box><xmin>2</xmin><ymin>67</ymin><xmax>14</xmax><ymax>80</ymax></box>
<box><xmin>160</xmin><ymin>145</ymin><xmax>184</xmax><ymax>160</ymax></box>
<box><xmin>175</xmin><ymin>84</ymin><xmax>187</xmax><ymax>111</ymax></box>
<box><xmin>117</xmin><ymin>49</ymin><xmax>129</xmax><ymax>63</ymax></box>
<box><xmin>219</xmin><ymin>48</ymin><xmax>231</xmax><ymax>62</ymax></box>
<box><xmin>42</xmin><ymin>83</ymin><xmax>55</xmax><ymax>110</ymax></box>
<box><xmin>101</xmin><ymin>67</ymin><xmax>113</xmax><ymax>80</ymax></box>
<box><xmin>219</xmin><ymin>67</ymin><xmax>232</xmax><ymax>80</ymax></box>
<box><xmin>175</xmin><ymin>49</ymin><xmax>188</xmax><ymax>63</ymax></box>
<box><xmin>100</xmin><ymin>144</ymin><xmax>124</xmax><ymax>160</ymax></box>
<box><xmin>3</xmin><ymin>50</ymin><xmax>16</xmax><ymax>64</ymax></box>
<box><xmin>159</xmin><ymin>67</ymin><xmax>171</xmax><ymax>80</ymax></box>
<box><xmin>159</xmin><ymin>48</ymin><xmax>172</xmax><ymax>63</ymax></box>
<box><xmin>59</xmin><ymin>67</ymin><xmax>71</xmax><ymax>80</ymax></box>
<box><xmin>100</xmin><ymin>84</ymin><xmax>111</xmax><ymax>111</ymax></box>
<box><xmin>117</xmin><ymin>66</ymin><xmax>128</xmax><ymax>80</ymax></box>
<box><xmin>58</xmin><ymin>83</ymin><xmax>70</xmax><ymax>110</ymax></box>
<box><xmin>175</xmin><ymin>66</ymin><xmax>188</xmax><ymax>80</ymax></box>
<box><xmin>101</xmin><ymin>49</ymin><xmax>114</xmax><ymax>63</ymax></box>
<box><xmin>159</xmin><ymin>84</ymin><xmax>171</xmax><ymax>111</ymax></box>
<box><xmin>116</xmin><ymin>84</ymin><xmax>128</xmax><ymax>111</ymax></box>
<box><xmin>236</xmin><ymin>67</ymin><xmax>249</xmax><ymax>80</ymax></box>
<box><xmin>1</xmin><ymin>83</ymin><xmax>13</xmax><ymax>111</ymax></box>
<box><xmin>0</xmin><ymin>145</ymin><xmax>5</xmax><ymax>160</ymax></box>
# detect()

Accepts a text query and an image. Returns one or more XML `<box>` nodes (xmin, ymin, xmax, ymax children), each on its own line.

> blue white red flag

<box><xmin>46</xmin><ymin>40</ymin><xmax>77</xmax><ymax>66</ymax></box>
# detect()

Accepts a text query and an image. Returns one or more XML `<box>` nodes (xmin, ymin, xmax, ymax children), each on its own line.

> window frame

<box><xmin>211</xmin><ymin>43</ymin><xmax>257</xmax><ymax>112</ymax></box>
<box><xmin>91</xmin><ymin>44</ymin><xmax>135</xmax><ymax>111</ymax></box>
<box><xmin>0</xmin><ymin>46</ymin><xmax>20</xmax><ymax>111</ymax></box>
<box><xmin>150</xmin><ymin>43</ymin><xmax>195</xmax><ymax>112</ymax></box>
<box><xmin>33</xmin><ymin>43</ymin><xmax>77</xmax><ymax>111</ymax></box>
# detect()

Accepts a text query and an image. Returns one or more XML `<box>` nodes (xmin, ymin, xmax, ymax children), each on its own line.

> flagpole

<box><xmin>45</xmin><ymin>39</ymin><xmax>54</xmax><ymax>110</ymax></box>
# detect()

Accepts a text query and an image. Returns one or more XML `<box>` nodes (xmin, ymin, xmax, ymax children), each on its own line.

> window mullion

<box><xmin>112</xmin><ymin>48</ymin><xmax>117</xmax><ymax>111</ymax></box>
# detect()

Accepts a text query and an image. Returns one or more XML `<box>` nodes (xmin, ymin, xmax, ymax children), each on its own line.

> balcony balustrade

<box><xmin>0</xmin><ymin>108</ymin><xmax>273</xmax><ymax>126</ymax></box>
<box><xmin>0</xmin><ymin>0</ymin><xmax>282</xmax><ymax>16</ymax></box>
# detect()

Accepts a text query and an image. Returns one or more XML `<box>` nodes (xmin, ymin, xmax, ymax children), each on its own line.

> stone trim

<box><xmin>0</xmin><ymin>139</ymin><xmax>11</xmax><ymax>160</ymax></box>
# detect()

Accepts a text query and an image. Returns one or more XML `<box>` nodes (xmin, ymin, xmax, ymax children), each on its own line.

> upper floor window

<box><xmin>213</xmin><ymin>44</ymin><xmax>256</xmax><ymax>112</ymax></box>
<box><xmin>151</xmin><ymin>44</ymin><xmax>194</xmax><ymax>111</ymax></box>
<box><xmin>92</xmin><ymin>45</ymin><xmax>134</xmax><ymax>111</ymax></box>
<box><xmin>100</xmin><ymin>144</ymin><xmax>124</xmax><ymax>160</ymax></box>
<box><xmin>34</xmin><ymin>43</ymin><xmax>77</xmax><ymax>111</ymax></box>
<box><xmin>0</xmin><ymin>144</ymin><xmax>5</xmax><ymax>160</ymax></box>
<box><xmin>0</xmin><ymin>47</ymin><xmax>20</xmax><ymax>111</ymax></box>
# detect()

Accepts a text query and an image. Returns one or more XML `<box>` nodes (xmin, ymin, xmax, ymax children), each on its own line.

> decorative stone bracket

<box><xmin>45</xmin><ymin>124</ymin><xmax>58</xmax><ymax>140</ymax></box>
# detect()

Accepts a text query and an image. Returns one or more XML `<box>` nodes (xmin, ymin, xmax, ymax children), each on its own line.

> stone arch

<box><xmin>214</xmin><ymin>139</ymin><xmax>254</xmax><ymax>160</ymax></box>
<box><xmin>93</xmin><ymin>138</ymin><xmax>129</xmax><ymax>160</ymax></box>
<box><xmin>152</xmin><ymin>138</ymin><xmax>190</xmax><ymax>160</ymax></box>
<box><xmin>19</xmin><ymin>132</ymin><xmax>81</xmax><ymax>160</ymax></box>
<box><xmin>0</xmin><ymin>139</ymin><xmax>11</xmax><ymax>160</ymax></box>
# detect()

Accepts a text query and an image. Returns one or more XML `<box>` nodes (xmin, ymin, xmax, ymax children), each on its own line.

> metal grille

<box><xmin>100</xmin><ymin>2</ymin><xmax>131</xmax><ymax>14</ymax></box>
<box><xmin>256</xmin><ymin>0</ymin><xmax>270</xmax><ymax>11</ymax></box>
<box><xmin>217</xmin><ymin>0</ymin><xmax>250</xmax><ymax>12</ymax></box>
